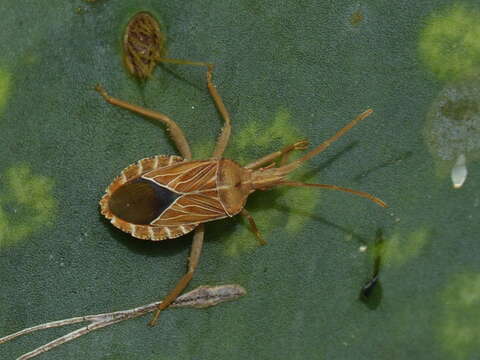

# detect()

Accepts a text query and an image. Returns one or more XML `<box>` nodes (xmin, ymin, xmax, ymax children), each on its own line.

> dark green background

<box><xmin>1</xmin><ymin>1</ymin><xmax>479</xmax><ymax>359</ymax></box>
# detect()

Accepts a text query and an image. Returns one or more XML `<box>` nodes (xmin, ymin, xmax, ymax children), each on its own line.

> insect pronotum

<box><xmin>95</xmin><ymin>60</ymin><xmax>386</xmax><ymax>326</ymax></box>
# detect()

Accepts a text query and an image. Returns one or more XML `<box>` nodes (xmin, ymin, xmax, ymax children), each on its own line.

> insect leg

<box><xmin>241</xmin><ymin>209</ymin><xmax>267</xmax><ymax>246</ymax></box>
<box><xmin>133</xmin><ymin>59</ymin><xmax>231</xmax><ymax>159</ymax></box>
<box><xmin>205</xmin><ymin>66</ymin><xmax>233</xmax><ymax>159</ymax></box>
<box><xmin>244</xmin><ymin>140</ymin><xmax>309</xmax><ymax>169</ymax></box>
<box><xmin>148</xmin><ymin>224</ymin><xmax>205</xmax><ymax>326</ymax></box>
<box><xmin>156</xmin><ymin>57</ymin><xmax>212</xmax><ymax>69</ymax></box>
<box><xmin>95</xmin><ymin>85</ymin><xmax>192</xmax><ymax>160</ymax></box>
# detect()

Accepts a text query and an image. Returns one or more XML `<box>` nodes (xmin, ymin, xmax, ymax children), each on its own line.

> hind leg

<box><xmin>148</xmin><ymin>224</ymin><xmax>205</xmax><ymax>326</ymax></box>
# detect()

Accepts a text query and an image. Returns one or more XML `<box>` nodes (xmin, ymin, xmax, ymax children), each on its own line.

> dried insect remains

<box><xmin>95</xmin><ymin>58</ymin><xmax>386</xmax><ymax>326</ymax></box>
<box><xmin>123</xmin><ymin>11</ymin><xmax>165</xmax><ymax>79</ymax></box>
<box><xmin>123</xmin><ymin>12</ymin><xmax>212</xmax><ymax>80</ymax></box>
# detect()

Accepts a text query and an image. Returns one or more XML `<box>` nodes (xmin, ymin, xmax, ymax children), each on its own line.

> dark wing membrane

<box><xmin>108</xmin><ymin>178</ymin><xmax>180</xmax><ymax>225</ymax></box>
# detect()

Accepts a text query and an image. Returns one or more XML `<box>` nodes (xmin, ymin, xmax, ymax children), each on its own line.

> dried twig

<box><xmin>1</xmin><ymin>284</ymin><xmax>246</xmax><ymax>360</ymax></box>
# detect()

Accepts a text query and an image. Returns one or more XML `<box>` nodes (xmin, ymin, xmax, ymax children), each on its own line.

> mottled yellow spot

<box><xmin>438</xmin><ymin>272</ymin><xmax>480</xmax><ymax>359</ymax></box>
<box><xmin>194</xmin><ymin>108</ymin><xmax>319</xmax><ymax>256</ymax></box>
<box><xmin>382</xmin><ymin>228</ymin><xmax>429</xmax><ymax>267</ymax></box>
<box><xmin>0</xmin><ymin>67</ymin><xmax>11</xmax><ymax>113</ymax></box>
<box><xmin>0</xmin><ymin>164</ymin><xmax>56</xmax><ymax>247</ymax></box>
<box><xmin>234</xmin><ymin>108</ymin><xmax>300</xmax><ymax>162</ymax></box>
<box><xmin>418</xmin><ymin>4</ymin><xmax>480</xmax><ymax>80</ymax></box>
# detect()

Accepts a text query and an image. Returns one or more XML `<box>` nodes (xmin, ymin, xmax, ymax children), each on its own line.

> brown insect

<box><xmin>123</xmin><ymin>11</ymin><xmax>212</xmax><ymax>80</ymax></box>
<box><xmin>95</xmin><ymin>63</ymin><xmax>386</xmax><ymax>326</ymax></box>
<box><xmin>123</xmin><ymin>11</ymin><xmax>166</xmax><ymax>79</ymax></box>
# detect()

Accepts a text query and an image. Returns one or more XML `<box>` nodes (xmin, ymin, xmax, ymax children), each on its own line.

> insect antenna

<box><xmin>279</xmin><ymin>108</ymin><xmax>374</xmax><ymax>174</ymax></box>
<box><xmin>251</xmin><ymin>109</ymin><xmax>375</xmax><ymax>188</ymax></box>
<box><xmin>250</xmin><ymin>109</ymin><xmax>387</xmax><ymax>207</ymax></box>
<box><xmin>276</xmin><ymin>181</ymin><xmax>387</xmax><ymax>208</ymax></box>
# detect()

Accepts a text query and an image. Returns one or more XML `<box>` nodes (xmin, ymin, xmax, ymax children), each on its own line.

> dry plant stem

<box><xmin>0</xmin><ymin>284</ymin><xmax>245</xmax><ymax>360</ymax></box>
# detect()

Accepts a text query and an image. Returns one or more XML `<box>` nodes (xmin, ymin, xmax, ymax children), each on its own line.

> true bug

<box><xmin>123</xmin><ymin>11</ymin><xmax>166</xmax><ymax>79</ymax></box>
<box><xmin>95</xmin><ymin>64</ymin><xmax>386</xmax><ymax>326</ymax></box>
<box><xmin>122</xmin><ymin>11</ymin><xmax>215</xmax><ymax>80</ymax></box>
<box><xmin>360</xmin><ymin>230</ymin><xmax>385</xmax><ymax>309</ymax></box>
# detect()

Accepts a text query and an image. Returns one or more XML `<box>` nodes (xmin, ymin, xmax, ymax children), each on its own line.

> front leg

<box><xmin>149</xmin><ymin>224</ymin><xmax>205</xmax><ymax>326</ymax></box>
<box><xmin>244</xmin><ymin>140</ymin><xmax>309</xmax><ymax>170</ymax></box>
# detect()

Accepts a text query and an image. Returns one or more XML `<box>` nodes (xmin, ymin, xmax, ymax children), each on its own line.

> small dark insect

<box><xmin>96</xmin><ymin>61</ymin><xmax>387</xmax><ymax>326</ymax></box>
<box><xmin>361</xmin><ymin>274</ymin><xmax>380</xmax><ymax>299</ymax></box>
<box><xmin>360</xmin><ymin>230</ymin><xmax>384</xmax><ymax>309</ymax></box>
